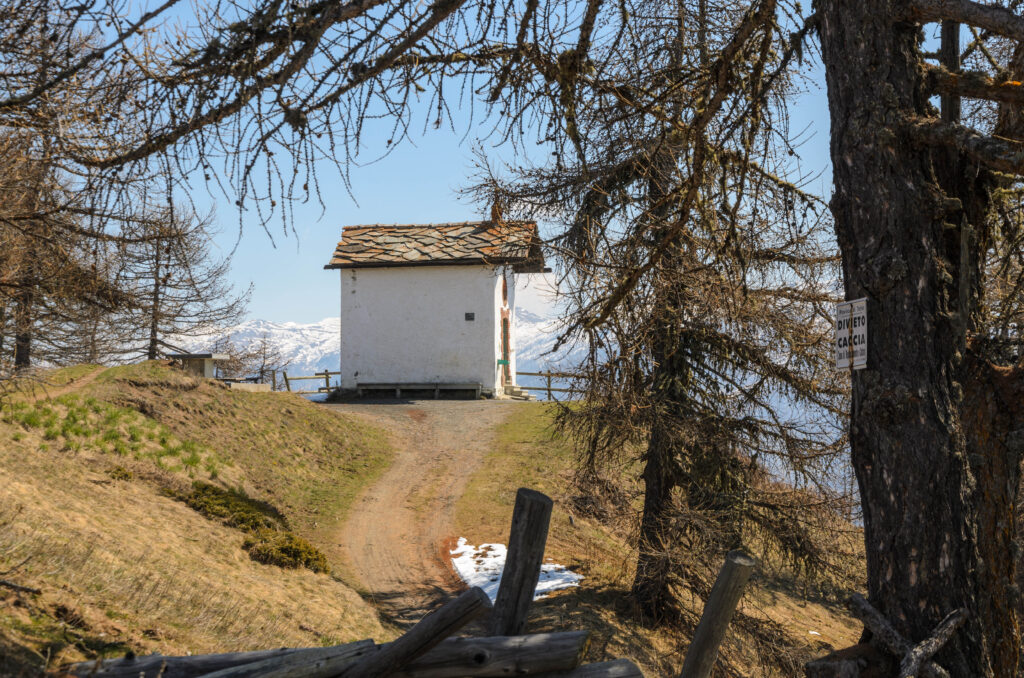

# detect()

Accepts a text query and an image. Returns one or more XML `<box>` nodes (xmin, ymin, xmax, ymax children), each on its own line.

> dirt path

<box><xmin>325</xmin><ymin>399</ymin><xmax>519</xmax><ymax>626</ymax></box>
<box><xmin>26</xmin><ymin>366</ymin><xmax>107</xmax><ymax>402</ymax></box>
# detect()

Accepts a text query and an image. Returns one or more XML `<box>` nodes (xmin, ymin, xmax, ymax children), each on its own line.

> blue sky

<box><xmin>204</xmin><ymin>128</ymin><xmax>492</xmax><ymax>324</ymax></box>
<box><xmin>203</xmin><ymin>66</ymin><xmax>834</xmax><ymax>325</ymax></box>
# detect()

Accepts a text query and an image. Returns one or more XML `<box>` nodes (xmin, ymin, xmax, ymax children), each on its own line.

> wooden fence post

<box><xmin>546</xmin><ymin>372</ymin><xmax>552</xmax><ymax>400</ymax></box>
<box><xmin>679</xmin><ymin>550</ymin><xmax>756</xmax><ymax>678</ymax></box>
<box><xmin>490</xmin><ymin>488</ymin><xmax>553</xmax><ymax>636</ymax></box>
<box><xmin>322</xmin><ymin>370</ymin><xmax>330</xmax><ymax>392</ymax></box>
<box><xmin>282</xmin><ymin>372</ymin><xmax>291</xmax><ymax>392</ymax></box>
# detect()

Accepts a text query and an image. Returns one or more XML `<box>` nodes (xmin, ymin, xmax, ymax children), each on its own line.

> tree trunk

<box><xmin>630</xmin><ymin>137</ymin><xmax>687</xmax><ymax>624</ymax></box>
<box><xmin>632</xmin><ymin>407</ymin><xmax>680</xmax><ymax>622</ymax></box>
<box><xmin>819</xmin><ymin>2</ymin><xmax>1018</xmax><ymax>674</ymax></box>
<box><xmin>147</xmin><ymin>234</ymin><xmax>162</xmax><ymax>361</ymax></box>
<box><xmin>0</xmin><ymin>302</ymin><xmax>7</xmax><ymax>363</ymax></box>
<box><xmin>13</xmin><ymin>285</ymin><xmax>32</xmax><ymax>369</ymax></box>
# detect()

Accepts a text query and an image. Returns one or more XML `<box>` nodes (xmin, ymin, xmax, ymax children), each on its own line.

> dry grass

<box><xmin>86</xmin><ymin>362</ymin><xmax>392</xmax><ymax>554</ymax></box>
<box><xmin>454</xmin><ymin>402</ymin><xmax>863</xmax><ymax>677</ymax></box>
<box><xmin>0</xmin><ymin>362</ymin><xmax>394</xmax><ymax>675</ymax></box>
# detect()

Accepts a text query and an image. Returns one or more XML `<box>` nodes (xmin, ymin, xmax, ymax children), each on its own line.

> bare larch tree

<box><xmin>119</xmin><ymin>207</ymin><xmax>250</xmax><ymax>360</ymax></box>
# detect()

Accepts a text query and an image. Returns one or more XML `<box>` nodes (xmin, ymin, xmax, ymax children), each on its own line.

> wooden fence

<box><xmin>281</xmin><ymin>370</ymin><xmax>340</xmax><ymax>395</ymax></box>
<box><xmin>66</xmin><ymin>486</ymin><xmax>754</xmax><ymax>678</ymax></box>
<box><xmin>515</xmin><ymin>371</ymin><xmax>577</xmax><ymax>400</ymax></box>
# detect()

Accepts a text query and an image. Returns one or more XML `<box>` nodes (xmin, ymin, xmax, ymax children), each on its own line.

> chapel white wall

<box><xmin>339</xmin><ymin>265</ymin><xmax>502</xmax><ymax>390</ymax></box>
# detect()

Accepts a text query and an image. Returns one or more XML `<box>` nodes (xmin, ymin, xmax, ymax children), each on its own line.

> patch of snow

<box><xmin>449</xmin><ymin>537</ymin><xmax>583</xmax><ymax>603</ymax></box>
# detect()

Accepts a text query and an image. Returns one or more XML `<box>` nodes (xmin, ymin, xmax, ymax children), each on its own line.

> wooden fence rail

<box><xmin>281</xmin><ymin>370</ymin><xmax>341</xmax><ymax>394</ymax></box>
<box><xmin>514</xmin><ymin>371</ymin><xmax>578</xmax><ymax>400</ymax></box>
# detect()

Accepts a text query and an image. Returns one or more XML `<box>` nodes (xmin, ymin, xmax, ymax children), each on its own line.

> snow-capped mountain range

<box><xmin>184</xmin><ymin>306</ymin><xmax>583</xmax><ymax>387</ymax></box>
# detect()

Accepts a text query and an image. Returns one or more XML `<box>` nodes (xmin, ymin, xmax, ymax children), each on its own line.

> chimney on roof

<box><xmin>489</xmin><ymin>194</ymin><xmax>505</xmax><ymax>228</ymax></box>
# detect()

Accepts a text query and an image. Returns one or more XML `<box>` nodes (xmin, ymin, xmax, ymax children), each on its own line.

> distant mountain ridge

<box><xmin>184</xmin><ymin>308</ymin><xmax>584</xmax><ymax>388</ymax></box>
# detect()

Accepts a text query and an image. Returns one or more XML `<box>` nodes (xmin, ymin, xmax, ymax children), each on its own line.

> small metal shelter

<box><xmin>167</xmin><ymin>353</ymin><xmax>229</xmax><ymax>379</ymax></box>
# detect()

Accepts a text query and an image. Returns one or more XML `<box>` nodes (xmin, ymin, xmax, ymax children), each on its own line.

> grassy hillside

<box><xmin>454</xmin><ymin>402</ymin><xmax>863</xmax><ymax>677</ymax></box>
<box><xmin>0</xmin><ymin>362</ymin><xmax>393</xmax><ymax>676</ymax></box>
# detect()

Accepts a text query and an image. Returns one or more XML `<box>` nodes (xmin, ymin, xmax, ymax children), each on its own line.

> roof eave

<box><xmin>325</xmin><ymin>256</ymin><xmax>541</xmax><ymax>270</ymax></box>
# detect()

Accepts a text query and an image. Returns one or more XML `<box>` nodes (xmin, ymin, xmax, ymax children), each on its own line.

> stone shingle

<box><xmin>324</xmin><ymin>220</ymin><xmax>543</xmax><ymax>270</ymax></box>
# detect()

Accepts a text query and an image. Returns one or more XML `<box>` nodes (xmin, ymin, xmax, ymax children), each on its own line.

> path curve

<box><xmin>325</xmin><ymin>399</ymin><xmax>519</xmax><ymax>626</ymax></box>
<box><xmin>26</xmin><ymin>365</ymin><xmax>107</xmax><ymax>402</ymax></box>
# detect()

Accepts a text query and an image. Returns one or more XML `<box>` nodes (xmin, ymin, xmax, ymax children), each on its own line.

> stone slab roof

<box><xmin>324</xmin><ymin>220</ymin><xmax>545</xmax><ymax>271</ymax></box>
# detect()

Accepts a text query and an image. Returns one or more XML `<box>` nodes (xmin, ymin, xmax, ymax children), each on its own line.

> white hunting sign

<box><xmin>835</xmin><ymin>298</ymin><xmax>867</xmax><ymax>370</ymax></box>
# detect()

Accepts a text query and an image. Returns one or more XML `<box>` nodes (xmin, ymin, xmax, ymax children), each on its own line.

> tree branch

<box><xmin>584</xmin><ymin>0</ymin><xmax>778</xmax><ymax>328</ymax></box>
<box><xmin>0</xmin><ymin>0</ymin><xmax>184</xmax><ymax>110</ymax></box>
<box><xmin>0</xmin><ymin>579</ymin><xmax>40</xmax><ymax>595</ymax></box>
<box><xmin>926</xmin><ymin>64</ymin><xmax>1024</xmax><ymax>106</ymax></box>
<box><xmin>74</xmin><ymin>0</ymin><xmax>396</xmax><ymax>168</ymax></box>
<box><xmin>905</xmin><ymin>116</ymin><xmax>1024</xmax><ymax>175</ymax></box>
<box><xmin>905</xmin><ymin>0</ymin><xmax>1024</xmax><ymax>42</ymax></box>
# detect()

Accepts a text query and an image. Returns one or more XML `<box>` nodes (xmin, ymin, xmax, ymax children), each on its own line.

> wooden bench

<box><xmin>355</xmin><ymin>382</ymin><xmax>483</xmax><ymax>399</ymax></box>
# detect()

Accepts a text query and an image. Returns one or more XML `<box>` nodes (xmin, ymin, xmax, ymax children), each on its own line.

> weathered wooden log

<box><xmin>898</xmin><ymin>608</ymin><xmax>967</xmax><ymax>678</ymax></box>
<box><xmin>532</xmin><ymin>658</ymin><xmax>644</xmax><ymax>677</ymax></box>
<box><xmin>332</xmin><ymin>587</ymin><xmax>492</xmax><ymax>678</ymax></box>
<box><xmin>199</xmin><ymin>637</ymin><xmax>378</xmax><ymax>678</ymax></box>
<box><xmin>65</xmin><ymin>641</ymin><xmax>375</xmax><ymax>678</ymax></box>
<box><xmin>490</xmin><ymin>487</ymin><xmax>553</xmax><ymax>637</ymax></box>
<box><xmin>390</xmin><ymin>631</ymin><xmax>591</xmax><ymax>677</ymax></box>
<box><xmin>804</xmin><ymin>643</ymin><xmax>896</xmax><ymax>678</ymax></box>
<box><xmin>804</xmin><ymin>606</ymin><xmax>965</xmax><ymax>678</ymax></box>
<box><xmin>65</xmin><ymin>632</ymin><xmax>591</xmax><ymax>678</ymax></box>
<box><xmin>846</xmin><ymin>594</ymin><xmax>952</xmax><ymax>678</ymax></box>
<box><xmin>679</xmin><ymin>550</ymin><xmax>756</xmax><ymax>678</ymax></box>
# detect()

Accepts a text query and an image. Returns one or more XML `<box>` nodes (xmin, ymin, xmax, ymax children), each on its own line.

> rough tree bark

<box><xmin>13</xmin><ymin>276</ymin><xmax>33</xmax><ymax>369</ymax></box>
<box><xmin>818</xmin><ymin>0</ymin><xmax>1020</xmax><ymax>674</ymax></box>
<box><xmin>633</xmin><ymin>380</ymin><xmax>682</xmax><ymax>621</ymax></box>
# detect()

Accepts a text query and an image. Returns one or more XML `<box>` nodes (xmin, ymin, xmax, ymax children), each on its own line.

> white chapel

<box><xmin>324</xmin><ymin>220</ymin><xmax>545</xmax><ymax>398</ymax></box>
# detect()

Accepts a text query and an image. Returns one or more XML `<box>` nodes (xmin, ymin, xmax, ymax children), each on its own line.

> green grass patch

<box><xmin>243</xmin><ymin>529</ymin><xmax>330</xmax><ymax>573</ymax></box>
<box><xmin>2</xmin><ymin>394</ymin><xmax>220</xmax><ymax>480</ymax></box>
<box><xmin>179</xmin><ymin>481</ymin><xmax>281</xmax><ymax>531</ymax></box>
<box><xmin>456</xmin><ymin>403</ymin><xmax>579</xmax><ymax>541</ymax></box>
<box><xmin>170</xmin><ymin>481</ymin><xmax>329</xmax><ymax>574</ymax></box>
<box><xmin>19</xmin><ymin>362</ymin><xmax>393</xmax><ymax>583</ymax></box>
<box><xmin>19</xmin><ymin>410</ymin><xmax>43</xmax><ymax>429</ymax></box>
<box><xmin>108</xmin><ymin>466</ymin><xmax>134</xmax><ymax>481</ymax></box>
